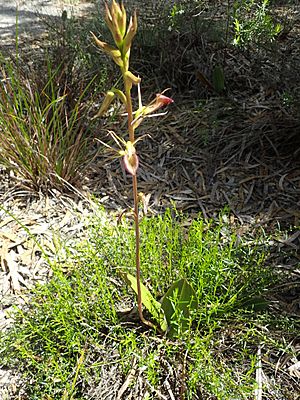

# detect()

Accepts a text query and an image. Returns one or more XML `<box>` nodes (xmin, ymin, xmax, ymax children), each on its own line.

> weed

<box><xmin>232</xmin><ymin>0</ymin><xmax>282</xmax><ymax>47</ymax></box>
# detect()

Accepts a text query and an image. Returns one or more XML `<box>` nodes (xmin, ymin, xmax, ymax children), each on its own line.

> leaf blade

<box><xmin>161</xmin><ymin>278</ymin><xmax>198</xmax><ymax>338</ymax></box>
<box><xmin>122</xmin><ymin>272</ymin><xmax>168</xmax><ymax>331</ymax></box>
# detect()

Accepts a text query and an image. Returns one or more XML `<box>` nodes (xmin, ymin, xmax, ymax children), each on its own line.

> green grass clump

<box><xmin>1</xmin><ymin>210</ymin><xmax>297</xmax><ymax>399</ymax></box>
<box><xmin>0</xmin><ymin>52</ymin><xmax>100</xmax><ymax>192</ymax></box>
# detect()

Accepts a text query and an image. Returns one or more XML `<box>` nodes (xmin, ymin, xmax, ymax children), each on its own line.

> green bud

<box><xmin>124</xmin><ymin>71</ymin><xmax>141</xmax><ymax>86</ymax></box>
<box><xmin>123</xmin><ymin>11</ymin><xmax>138</xmax><ymax>56</ymax></box>
<box><xmin>91</xmin><ymin>32</ymin><xmax>124</xmax><ymax>67</ymax></box>
<box><xmin>93</xmin><ymin>90</ymin><xmax>115</xmax><ymax>118</ymax></box>
<box><xmin>119</xmin><ymin>3</ymin><xmax>127</xmax><ymax>37</ymax></box>
<box><xmin>111</xmin><ymin>88</ymin><xmax>127</xmax><ymax>105</ymax></box>
<box><xmin>105</xmin><ymin>1</ymin><xmax>126</xmax><ymax>48</ymax></box>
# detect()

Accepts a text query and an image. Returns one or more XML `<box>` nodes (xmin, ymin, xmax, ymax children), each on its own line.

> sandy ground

<box><xmin>0</xmin><ymin>0</ymin><xmax>95</xmax><ymax>41</ymax></box>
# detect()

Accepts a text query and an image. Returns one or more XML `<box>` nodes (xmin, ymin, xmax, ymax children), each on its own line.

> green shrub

<box><xmin>232</xmin><ymin>0</ymin><xmax>282</xmax><ymax>47</ymax></box>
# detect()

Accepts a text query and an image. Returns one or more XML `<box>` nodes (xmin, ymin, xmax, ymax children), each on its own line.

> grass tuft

<box><xmin>0</xmin><ymin>52</ymin><xmax>100</xmax><ymax>192</ymax></box>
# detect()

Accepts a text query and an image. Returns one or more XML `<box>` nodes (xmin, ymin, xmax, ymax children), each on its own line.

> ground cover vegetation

<box><xmin>0</xmin><ymin>0</ymin><xmax>299</xmax><ymax>399</ymax></box>
<box><xmin>1</xmin><ymin>209</ymin><xmax>299</xmax><ymax>399</ymax></box>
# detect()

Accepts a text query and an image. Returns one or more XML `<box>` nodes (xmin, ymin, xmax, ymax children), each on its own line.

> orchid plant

<box><xmin>92</xmin><ymin>1</ymin><xmax>197</xmax><ymax>336</ymax></box>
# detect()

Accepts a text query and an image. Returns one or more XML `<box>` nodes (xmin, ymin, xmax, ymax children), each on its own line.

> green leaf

<box><xmin>122</xmin><ymin>272</ymin><xmax>168</xmax><ymax>332</ymax></box>
<box><xmin>212</xmin><ymin>65</ymin><xmax>225</xmax><ymax>93</ymax></box>
<box><xmin>161</xmin><ymin>278</ymin><xmax>198</xmax><ymax>338</ymax></box>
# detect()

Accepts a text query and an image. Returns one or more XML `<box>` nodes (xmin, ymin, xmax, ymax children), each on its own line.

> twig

<box><xmin>254</xmin><ymin>345</ymin><xmax>263</xmax><ymax>400</ymax></box>
<box><xmin>164</xmin><ymin>379</ymin><xmax>176</xmax><ymax>400</ymax></box>
<box><xmin>117</xmin><ymin>358</ymin><xmax>138</xmax><ymax>399</ymax></box>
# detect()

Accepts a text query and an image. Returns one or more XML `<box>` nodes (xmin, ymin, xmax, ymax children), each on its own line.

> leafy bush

<box><xmin>232</xmin><ymin>0</ymin><xmax>282</xmax><ymax>47</ymax></box>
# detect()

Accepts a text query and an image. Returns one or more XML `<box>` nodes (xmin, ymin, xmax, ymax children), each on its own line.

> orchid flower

<box><xmin>132</xmin><ymin>93</ymin><xmax>174</xmax><ymax>129</ymax></box>
<box><xmin>91</xmin><ymin>2</ymin><xmax>174</xmax><ymax>329</ymax></box>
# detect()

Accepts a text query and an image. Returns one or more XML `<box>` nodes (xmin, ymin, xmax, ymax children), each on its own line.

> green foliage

<box><xmin>0</xmin><ymin>237</ymin><xmax>118</xmax><ymax>397</ymax></box>
<box><xmin>232</xmin><ymin>0</ymin><xmax>282</xmax><ymax>47</ymax></box>
<box><xmin>0</xmin><ymin>53</ymin><xmax>100</xmax><ymax>192</ymax></box>
<box><xmin>122</xmin><ymin>273</ymin><xmax>198</xmax><ymax>336</ymax></box>
<box><xmin>1</xmin><ymin>210</ymin><xmax>297</xmax><ymax>398</ymax></box>
<box><xmin>97</xmin><ymin>209</ymin><xmax>272</xmax><ymax>315</ymax></box>
<box><xmin>168</xmin><ymin>3</ymin><xmax>186</xmax><ymax>31</ymax></box>
<box><xmin>0</xmin><ymin>6</ymin><xmax>111</xmax><ymax>193</ymax></box>
<box><xmin>122</xmin><ymin>272</ymin><xmax>168</xmax><ymax>332</ymax></box>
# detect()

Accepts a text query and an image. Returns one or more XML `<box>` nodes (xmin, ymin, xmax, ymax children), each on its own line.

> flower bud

<box><xmin>111</xmin><ymin>88</ymin><xmax>127</xmax><ymax>105</ymax></box>
<box><xmin>105</xmin><ymin>1</ymin><xmax>126</xmax><ymax>48</ymax></box>
<box><xmin>124</xmin><ymin>71</ymin><xmax>141</xmax><ymax>86</ymax></box>
<box><xmin>118</xmin><ymin>2</ymin><xmax>127</xmax><ymax>37</ymax></box>
<box><xmin>123</xmin><ymin>11</ymin><xmax>138</xmax><ymax>56</ymax></box>
<box><xmin>91</xmin><ymin>32</ymin><xmax>124</xmax><ymax>67</ymax></box>
<box><xmin>93</xmin><ymin>90</ymin><xmax>115</xmax><ymax>118</ymax></box>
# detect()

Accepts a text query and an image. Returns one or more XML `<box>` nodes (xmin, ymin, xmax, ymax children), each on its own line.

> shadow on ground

<box><xmin>0</xmin><ymin>1</ymin><xmax>95</xmax><ymax>45</ymax></box>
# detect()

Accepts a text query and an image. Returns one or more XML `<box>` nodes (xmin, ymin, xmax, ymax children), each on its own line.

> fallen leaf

<box><xmin>0</xmin><ymin>240</ymin><xmax>9</xmax><ymax>272</ymax></box>
<box><xmin>288</xmin><ymin>361</ymin><xmax>300</xmax><ymax>378</ymax></box>
<box><xmin>6</xmin><ymin>250</ymin><xmax>21</xmax><ymax>293</ymax></box>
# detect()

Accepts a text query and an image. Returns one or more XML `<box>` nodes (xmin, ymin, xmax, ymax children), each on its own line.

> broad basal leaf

<box><xmin>122</xmin><ymin>272</ymin><xmax>168</xmax><ymax>332</ymax></box>
<box><xmin>212</xmin><ymin>65</ymin><xmax>225</xmax><ymax>93</ymax></box>
<box><xmin>161</xmin><ymin>278</ymin><xmax>198</xmax><ymax>338</ymax></box>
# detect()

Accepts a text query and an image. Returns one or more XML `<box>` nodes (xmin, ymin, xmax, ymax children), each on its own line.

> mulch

<box><xmin>89</xmin><ymin>92</ymin><xmax>300</xmax><ymax>226</ymax></box>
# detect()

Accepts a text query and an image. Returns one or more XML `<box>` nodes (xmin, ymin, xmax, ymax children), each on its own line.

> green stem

<box><xmin>132</xmin><ymin>174</ymin><xmax>155</xmax><ymax>329</ymax></box>
<box><xmin>132</xmin><ymin>174</ymin><xmax>142</xmax><ymax>319</ymax></box>
<box><xmin>124</xmin><ymin>80</ymin><xmax>154</xmax><ymax>328</ymax></box>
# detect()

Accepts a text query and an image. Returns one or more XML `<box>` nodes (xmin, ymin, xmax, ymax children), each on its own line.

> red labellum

<box><xmin>156</xmin><ymin>94</ymin><xmax>174</xmax><ymax>107</ymax></box>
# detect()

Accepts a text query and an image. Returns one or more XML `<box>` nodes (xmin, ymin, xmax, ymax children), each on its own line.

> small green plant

<box><xmin>0</xmin><ymin>53</ymin><xmax>99</xmax><ymax>192</ymax></box>
<box><xmin>168</xmin><ymin>3</ymin><xmax>185</xmax><ymax>31</ymax></box>
<box><xmin>92</xmin><ymin>1</ymin><xmax>197</xmax><ymax>336</ymax></box>
<box><xmin>232</xmin><ymin>0</ymin><xmax>282</xmax><ymax>47</ymax></box>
